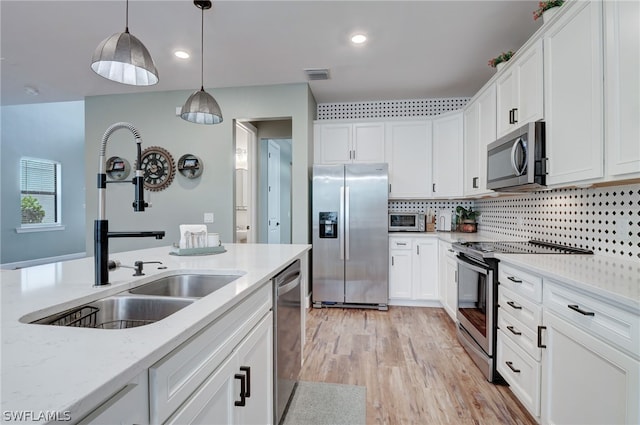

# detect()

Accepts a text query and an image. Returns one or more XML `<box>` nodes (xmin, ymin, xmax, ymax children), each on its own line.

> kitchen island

<box><xmin>1</xmin><ymin>243</ymin><xmax>310</xmax><ymax>424</ymax></box>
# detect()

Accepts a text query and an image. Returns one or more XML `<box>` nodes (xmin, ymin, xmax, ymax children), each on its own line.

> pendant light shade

<box><xmin>180</xmin><ymin>0</ymin><xmax>223</xmax><ymax>125</ymax></box>
<box><xmin>91</xmin><ymin>0</ymin><xmax>158</xmax><ymax>86</ymax></box>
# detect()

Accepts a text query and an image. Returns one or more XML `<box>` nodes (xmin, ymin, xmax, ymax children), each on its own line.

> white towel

<box><xmin>179</xmin><ymin>224</ymin><xmax>208</xmax><ymax>249</ymax></box>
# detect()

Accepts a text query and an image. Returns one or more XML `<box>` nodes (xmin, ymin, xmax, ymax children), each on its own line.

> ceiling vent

<box><xmin>304</xmin><ymin>68</ymin><xmax>330</xmax><ymax>81</ymax></box>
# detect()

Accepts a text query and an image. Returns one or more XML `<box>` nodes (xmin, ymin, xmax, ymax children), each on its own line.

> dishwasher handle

<box><xmin>277</xmin><ymin>273</ymin><xmax>301</xmax><ymax>297</ymax></box>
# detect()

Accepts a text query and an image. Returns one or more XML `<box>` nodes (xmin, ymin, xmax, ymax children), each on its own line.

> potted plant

<box><xmin>533</xmin><ymin>0</ymin><xmax>564</xmax><ymax>21</ymax></box>
<box><xmin>488</xmin><ymin>50</ymin><xmax>514</xmax><ymax>70</ymax></box>
<box><xmin>456</xmin><ymin>206</ymin><xmax>480</xmax><ymax>233</ymax></box>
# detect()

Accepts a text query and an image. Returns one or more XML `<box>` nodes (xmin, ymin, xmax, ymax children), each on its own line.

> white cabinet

<box><xmin>386</xmin><ymin>120</ymin><xmax>433</xmax><ymax>198</ymax></box>
<box><xmin>604</xmin><ymin>0</ymin><xmax>640</xmax><ymax>180</ymax></box>
<box><xmin>166</xmin><ymin>313</ymin><xmax>273</xmax><ymax>425</ymax></box>
<box><xmin>388</xmin><ymin>236</ymin><xmax>439</xmax><ymax>306</ymax></box>
<box><xmin>150</xmin><ymin>283</ymin><xmax>273</xmax><ymax>425</ymax></box>
<box><xmin>544</xmin><ymin>0</ymin><xmax>604</xmax><ymax>185</ymax></box>
<box><xmin>77</xmin><ymin>373</ymin><xmax>149</xmax><ymax>425</ymax></box>
<box><xmin>463</xmin><ymin>84</ymin><xmax>496</xmax><ymax>196</ymax></box>
<box><xmin>314</xmin><ymin>122</ymin><xmax>385</xmax><ymax>164</ymax></box>
<box><xmin>438</xmin><ymin>241</ymin><xmax>457</xmax><ymax>321</ymax></box>
<box><xmin>432</xmin><ymin>111</ymin><xmax>463</xmax><ymax>198</ymax></box>
<box><xmin>541</xmin><ymin>308</ymin><xmax>639</xmax><ymax>425</ymax></box>
<box><xmin>496</xmin><ymin>39</ymin><xmax>544</xmax><ymax>138</ymax></box>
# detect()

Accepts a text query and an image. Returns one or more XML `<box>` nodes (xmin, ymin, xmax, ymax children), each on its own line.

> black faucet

<box><xmin>94</xmin><ymin>123</ymin><xmax>165</xmax><ymax>286</ymax></box>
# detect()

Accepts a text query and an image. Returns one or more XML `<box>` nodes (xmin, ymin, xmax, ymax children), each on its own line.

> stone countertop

<box><xmin>0</xmin><ymin>243</ymin><xmax>310</xmax><ymax>424</ymax></box>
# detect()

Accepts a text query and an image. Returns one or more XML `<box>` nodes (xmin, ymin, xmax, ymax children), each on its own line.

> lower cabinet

<box><xmin>388</xmin><ymin>236</ymin><xmax>439</xmax><ymax>306</ymax></box>
<box><xmin>437</xmin><ymin>241</ymin><xmax>457</xmax><ymax>321</ymax></box>
<box><xmin>77</xmin><ymin>373</ymin><xmax>149</xmax><ymax>425</ymax></box>
<box><xmin>165</xmin><ymin>313</ymin><xmax>273</xmax><ymax>425</ymax></box>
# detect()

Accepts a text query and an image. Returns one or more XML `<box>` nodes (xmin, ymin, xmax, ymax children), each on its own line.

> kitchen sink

<box><xmin>128</xmin><ymin>273</ymin><xmax>244</xmax><ymax>298</ymax></box>
<box><xmin>32</xmin><ymin>295</ymin><xmax>195</xmax><ymax>329</ymax></box>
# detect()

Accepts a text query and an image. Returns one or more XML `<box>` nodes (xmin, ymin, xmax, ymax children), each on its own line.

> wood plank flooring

<box><xmin>299</xmin><ymin>307</ymin><xmax>537</xmax><ymax>425</ymax></box>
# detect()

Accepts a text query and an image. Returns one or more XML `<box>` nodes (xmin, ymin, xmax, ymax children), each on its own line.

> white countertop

<box><xmin>0</xmin><ymin>243</ymin><xmax>310</xmax><ymax>424</ymax></box>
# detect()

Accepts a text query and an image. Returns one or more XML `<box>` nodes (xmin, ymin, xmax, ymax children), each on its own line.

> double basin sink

<box><xmin>32</xmin><ymin>273</ymin><xmax>244</xmax><ymax>330</ymax></box>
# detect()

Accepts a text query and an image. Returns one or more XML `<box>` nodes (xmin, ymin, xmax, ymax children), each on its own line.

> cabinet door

<box><xmin>444</xmin><ymin>253</ymin><xmax>458</xmax><ymax>321</ymax></box>
<box><xmin>236</xmin><ymin>312</ymin><xmax>273</xmax><ymax>425</ymax></box>
<box><xmin>389</xmin><ymin>249</ymin><xmax>413</xmax><ymax>299</ymax></box>
<box><xmin>77</xmin><ymin>373</ymin><xmax>149</xmax><ymax>425</ymax></box>
<box><xmin>413</xmin><ymin>239</ymin><xmax>438</xmax><ymax>300</ymax></box>
<box><xmin>432</xmin><ymin>111</ymin><xmax>463</xmax><ymax>198</ymax></box>
<box><xmin>352</xmin><ymin>122</ymin><xmax>385</xmax><ymax>163</ymax></box>
<box><xmin>544</xmin><ymin>0</ymin><xmax>604</xmax><ymax>185</ymax></box>
<box><xmin>165</xmin><ymin>354</ymin><xmax>238</xmax><ymax>425</ymax></box>
<box><xmin>463</xmin><ymin>100</ymin><xmax>481</xmax><ymax>195</ymax></box>
<box><xmin>315</xmin><ymin>123</ymin><xmax>352</xmax><ymax>164</ymax></box>
<box><xmin>386</xmin><ymin>120</ymin><xmax>432</xmax><ymax>198</ymax></box>
<box><xmin>516</xmin><ymin>39</ymin><xmax>544</xmax><ymax>127</ymax></box>
<box><xmin>541</xmin><ymin>310</ymin><xmax>639</xmax><ymax>425</ymax></box>
<box><xmin>605</xmin><ymin>0</ymin><xmax>640</xmax><ymax>179</ymax></box>
<box><xmin>496</xmin><ymin>67</ymin><xmax>516</xmax><ymax>138</ymax></box>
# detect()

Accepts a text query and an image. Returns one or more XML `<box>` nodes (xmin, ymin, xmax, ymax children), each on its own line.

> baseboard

<box><xmin>388</xmin><ymin>299</ymin><xmax>443</xmax><ymax>308</ymax></box>
<box><xmin>0</xmin><ymin>252</ymin><xmax>86</xmax><ymax>270</ymax></box>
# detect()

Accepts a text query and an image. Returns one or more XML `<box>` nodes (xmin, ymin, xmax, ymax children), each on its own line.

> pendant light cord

<box><xmin>200</xmin><ymin>6</ymin><xmax>205</xmax><ymax>90</ymax></box>
<box><xmin>125</xmin><ymin>0</ymin><xmax>129</xmax><ymax>33</ymax></box>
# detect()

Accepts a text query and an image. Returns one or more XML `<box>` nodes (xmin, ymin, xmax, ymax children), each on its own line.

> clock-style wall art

<box><xmin>136</xmin><ymin>146</ymin><xmax>176</xmax><ymax>191</ymax></box>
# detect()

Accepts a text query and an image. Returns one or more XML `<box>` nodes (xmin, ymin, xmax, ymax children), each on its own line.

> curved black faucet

<box><xmin>95</xmin><ymin>123</ymin><xmax>165</xmax><ymax>286</ymax></box>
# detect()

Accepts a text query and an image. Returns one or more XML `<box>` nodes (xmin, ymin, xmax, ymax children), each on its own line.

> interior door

<box><xmin>267</xmin><ymin>140</ymin><xmax>281</xmax><ymax>244</ymax></box>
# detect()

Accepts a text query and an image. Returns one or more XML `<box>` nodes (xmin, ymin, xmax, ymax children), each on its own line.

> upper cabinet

<box><xmin>386</xmin><ymin>120</ymin><xmax>433</xmax><ymax>198</ymax></box>
<box><xmin>544</xmin><ymin>0</ymin><xmax>604</xmax><ymax>185</ymax></box>
<box><xmin>314</xmin><ymin>122</ymin><xmax>385</xmax><ymax>164</ymax></box>
<box><xmin>496</xmin><ymin>39</ymin><xmax>544</xmax><ymax>138</ymax></box>
<box><xmin>604</xmin><ymin>0</ymin><xmax>640</xmax><ymax>180</ymax></box>
<box><xmin>432</xmin><ymin>111</ymin><xmax>463</xmax><ymax>198</ymax></box>
<box><xmin>464</xmin><ymin>83</ymin><xmax>496</xmax><ymax>196</ymax></box>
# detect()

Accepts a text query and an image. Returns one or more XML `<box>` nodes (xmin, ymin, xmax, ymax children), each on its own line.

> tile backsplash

<box><xmin>389</xmin><ymin>182</ymin><xmax>640</xmax><ymax>261</ymax></box>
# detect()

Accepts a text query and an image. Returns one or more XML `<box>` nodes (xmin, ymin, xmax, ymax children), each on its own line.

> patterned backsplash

<box><xmin>389</xmin><ymin>182</ymin><xmax>640</xmax><ymax>261</ymax></box>
<box><xmin>317</xmin><ymin>97</ymin><xmax>470</xmax><ymax>120</ymax></box>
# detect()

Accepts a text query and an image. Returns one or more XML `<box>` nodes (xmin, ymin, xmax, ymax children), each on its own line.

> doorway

<box><xmin>234</xmin><ymin>121</ymin><xmax>257</xmax><ymax>243</ymax></box>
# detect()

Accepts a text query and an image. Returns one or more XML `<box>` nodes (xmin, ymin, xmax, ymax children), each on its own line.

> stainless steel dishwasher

<box><xmin>273</xmin><ymin>259</ymin><xmax>302</xmax><ymax>425</ymax></box>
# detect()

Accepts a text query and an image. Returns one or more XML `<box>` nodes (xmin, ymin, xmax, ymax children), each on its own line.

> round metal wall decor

<box><xmin>136</xmin><ymin>146</ymin><xmax>176</xmax><ymax>191</ymax></box>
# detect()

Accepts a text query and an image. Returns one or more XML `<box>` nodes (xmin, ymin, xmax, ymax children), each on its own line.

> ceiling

<box><xmin>1</xmin><ymin>1</ymin><xmax>541</xmax><ymax>107</ymax></box>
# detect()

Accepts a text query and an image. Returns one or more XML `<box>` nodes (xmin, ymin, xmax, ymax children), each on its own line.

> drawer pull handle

<box><xmin>507</xmin><ymin>325</ymin><xmax>522</xmax><ymax>336</ymax></box>
<box><xmin>568</xmin><ymin>304</ymin><xmax>595</xmax><ymax>316</ymax></box>
<box><xmin>397</xmin><ymin>242</ymin><xmax>407</xmax><ymax>246</ymax></box>
<box><xmin>505</xmin><ymin>361</ymin><xmax>521</xmax><ymax>373</ymax></box>
<box><xmin>240</xmin><ymin>366</ymin><xmax>251</xmax><ymax>397</ymax></box>
<box><xmin>537</xmin><ymin>325</ymin><xmax>547</xmax><ymax>349</ymax></box>
<box><xmin>234</xmin><ymin>374</ymin><xmax>247</xmax><ymax>407</ymax></box>
<box><xmin>507</xmin><ymin>276</ymin><xmax>522</xmax><ymax>283</ymax></box>
<box><xmin>507</xmin><ymin>301</ymin><xmax>522</xmax><ymax>310</ymax></box>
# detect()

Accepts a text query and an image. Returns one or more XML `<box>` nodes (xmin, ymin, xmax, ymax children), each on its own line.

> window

<box><xmin>20</xmin><ymin>157</ymin><xmax>61</xmax><ymax>226</ymax></box>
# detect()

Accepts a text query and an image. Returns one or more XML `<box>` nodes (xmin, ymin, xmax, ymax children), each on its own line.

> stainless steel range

<box><xmin>451</xmin><ymin>240</ymin><xmax>593</xmax><ymax>382</ymax></box>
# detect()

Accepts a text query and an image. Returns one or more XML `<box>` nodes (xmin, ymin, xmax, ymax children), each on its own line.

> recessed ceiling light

<box><xmin>351</xmin><ymin>34</ymin><xmax>367</xmax><ymax>44</ymax></box>
<box><xmin>174</xmin><ymin>50</ymin><xmax>190</xmax><ymax>59</ymax></box>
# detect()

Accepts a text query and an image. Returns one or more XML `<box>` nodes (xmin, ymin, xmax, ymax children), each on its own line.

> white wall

<box><xmin>84</xmin><ymin>83</ymin><xmax>315</xmax><ymax>254</ymax></box>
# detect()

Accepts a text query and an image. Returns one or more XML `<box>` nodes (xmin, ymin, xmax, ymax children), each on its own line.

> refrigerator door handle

<box><xmin>339</xmin><ymin>186</ymin><xmax>345</xmax><ymax>260</ymax></box>
<box><xmin>345</xmin><ymin>186</ymin><xmax>350</xmax><ymax>260</ymax></box>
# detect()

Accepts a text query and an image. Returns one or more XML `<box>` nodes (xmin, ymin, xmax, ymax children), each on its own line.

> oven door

<box><xmin>456</xmin><ymin>254</ymin><xmax>494</xmax><ymax>356</ymax></box>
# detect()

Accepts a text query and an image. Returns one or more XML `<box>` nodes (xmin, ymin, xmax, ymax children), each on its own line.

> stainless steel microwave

<box><xmin>486</xmin><ymin>121</ymin><xmax>547</xmax><ymax>192</ymax></box>
<box><xmin>389</xmin><ymin>211</ymin><xmax>425</xmax><ymax>232</ymax></box>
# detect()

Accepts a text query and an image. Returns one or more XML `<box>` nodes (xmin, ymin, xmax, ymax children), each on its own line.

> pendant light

<box><xmin>180</xmin><ymin>0</ymin><xmax>223</xmax><ymax>125</ymax></box>
<box><xmin>91</xmin><ymin>0</ymin><xmax>159</xmax><ymax>86</ymax></box>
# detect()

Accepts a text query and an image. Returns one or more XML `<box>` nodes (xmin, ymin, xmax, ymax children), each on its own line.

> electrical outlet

<box><xmin>204</xmin><ymin>212</ymin><xmax>214</xmax><ymax>223</ymax></box>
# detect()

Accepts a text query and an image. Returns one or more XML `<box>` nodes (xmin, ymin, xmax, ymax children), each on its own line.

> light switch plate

<box><xmin>204</xmin><ymin>212</ymin><xmax>214</xmax><ymax>223</ymax></box>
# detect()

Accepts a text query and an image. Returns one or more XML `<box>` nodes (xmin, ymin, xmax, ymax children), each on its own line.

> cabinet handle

<box><xmin>234</xmin><ymin>374</ymin><xmax>247</xmax><ymax>407</ymax></box>
<box><xmin>432</xmin><ymin>183</ymin><xmax>436</xmax><ymax>192</ymax></box>
<box><xmin>505</xmin><ymin>361</ymin><xmax>521</xmax><ymax>374</ymax></box>
<box><xmin>568</xmin><ymin>304</ymin><xmax>595</xmax><ymax>316</ymax></box>
<box><xmin>454</xmin><ymin>270</ymin><xmax>457</xmax><ymax>283</ymax></box>
<box><xmin>537</xmin><ymin>325</ymin><xmax>547</xmax><ymax>349</ymax></box>
<box><xmin>240</xmin><ymin>366</ymin><xmax>251</xmax><ymax>397</ymax></box>
<box><xmin>507</xmin><ymin>276</ymin><xmax>522</xmax><ymax>283</ymax></box>
<box><xmin>506</xmin><ymin>325</ymin><xmax>522</xmax><ymax>336</ymax></box>
<box><xmin>472</xmin><ymin>177</ymin><xmax>479</xmax><ymax>189</ymax></box>
<box><xmin>417</xmin><ymin>245</ymin><xmax>420</xmax><ymax>255</ymax></box>
<box><xmin>391</xmin><ymin>256</ymin><xmax>394</xmax><ymax>266</ymax></box>
<box><xmin>352</xmin><ymin>150</ymin><xmax>356</xmax><ymax>160</ymax></box>
<box><xmin>397</xmin><ymin>242</ymin><xmax>407</xmax><ymax>246</ymax></box>
<box><xmin>389</xmin><ymin>183</ymin><xmax>392</xmax><ymax>193</ymax></box>
<box><xmin>508</xmin><ymin>109</ymin><xmax>513</xmax><ymax>124</ymax></box>
<box><xmin>506</xmin><ymin>301</ymin><xmax>522</xmax><ymax>310</ymax></box>
<box><xmin>512</xmin><ymin>108</ymin><xmax>518</xmax><ymax>124</ymax></box>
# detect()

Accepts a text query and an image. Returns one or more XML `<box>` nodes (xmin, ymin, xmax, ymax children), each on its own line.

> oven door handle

<box><xmin>456</xmin><ymin>256</ymin><xmax>490</xmax><ymax>275</ymax></box>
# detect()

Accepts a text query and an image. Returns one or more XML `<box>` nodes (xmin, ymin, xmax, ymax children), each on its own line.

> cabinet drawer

<box><xmin>543</xmin><ymin>279</ymin><xmax>640</xmax><ymax>359</ymax></box>
<box><xmin>149</xmin><ymin>283</ymin><xmax>272</xmax><ymax>424</ymax></box>
<box><xmin>78</xmin><ymin>373</ymin><xmax>148</xmax><ymax>425</ymax></box>
<box><xmin>499</xmin><ymin>286</ymin><xmax>542</xmax><ymax>332</ymax></box>
<box><xmin>497</xmin><ymin>331</ymin><xmax>541</xmax><ymax>418</ymax></box>
<box><xmin>499</xmin><ymin>263</ymin><xmax>542</xmax><ymax>303</ymax></box>
<box><xmin>498</xmin><ymin>308</ymin><xmax>541</xmax><ymax>362</ymax></box>
<box><xmin>390</xmin><ymin>238</ymin><xmax>412</xmax><ymax>250</ymax></box>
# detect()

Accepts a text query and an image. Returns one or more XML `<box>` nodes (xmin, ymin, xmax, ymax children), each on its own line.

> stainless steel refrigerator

<box><xmin>312</xmin><ymin>163</ymin><xmax>389</xmax><ymax>310</ymax></box>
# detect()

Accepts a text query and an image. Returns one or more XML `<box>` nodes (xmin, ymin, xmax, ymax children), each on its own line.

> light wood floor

<box><xmin>299</xmin><ymin>306</ymin><xmax>537</xmax><ymax>425</ymax></box>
